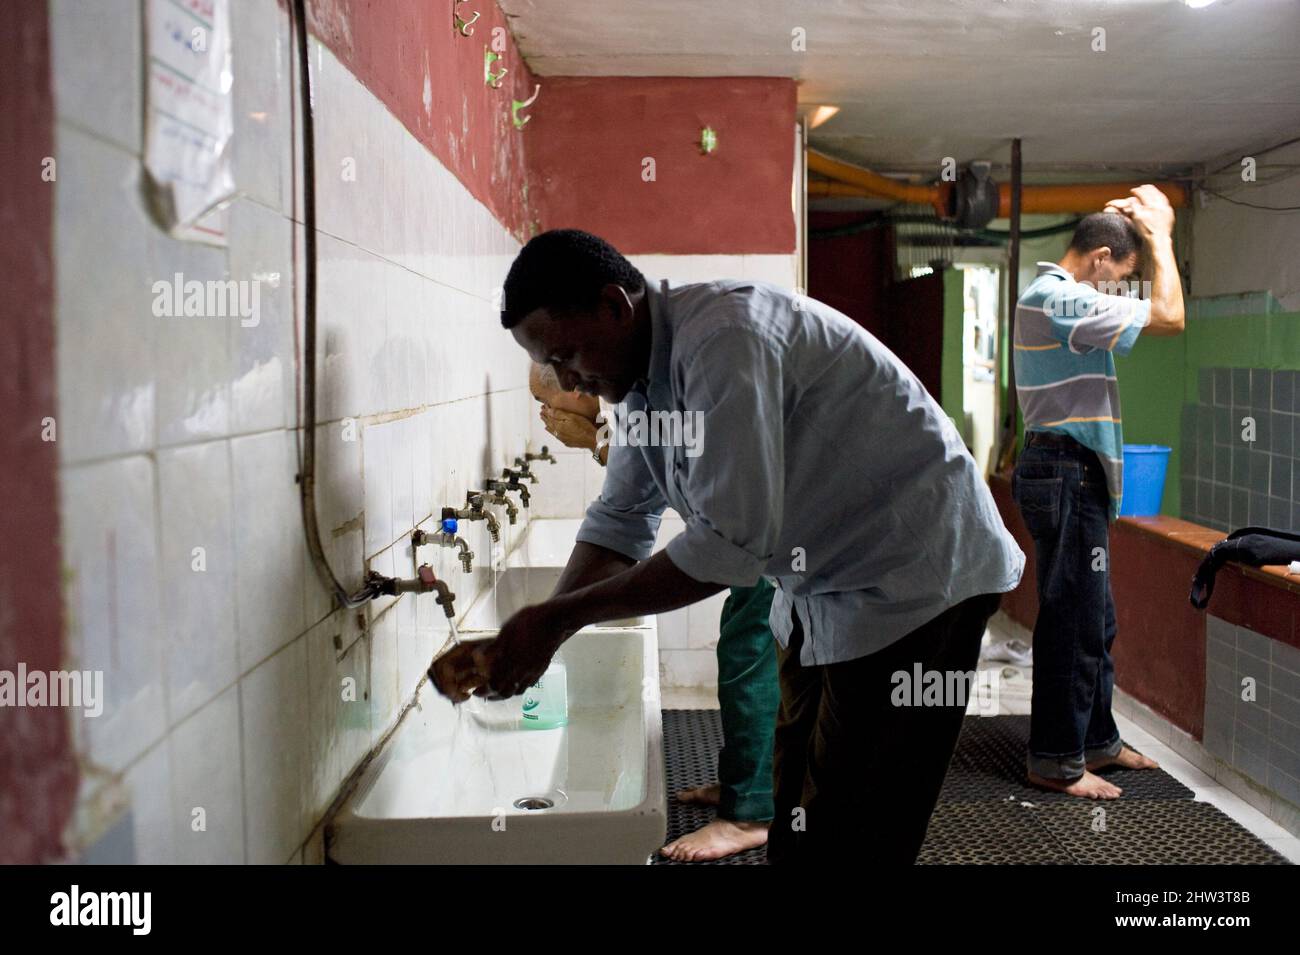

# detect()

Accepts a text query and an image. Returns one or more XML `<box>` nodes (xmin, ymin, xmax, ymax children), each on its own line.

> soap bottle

<box><xmin>520</xmin><ymin>654</ymin><xmax>568</xmax><ymax>729</ymax></box>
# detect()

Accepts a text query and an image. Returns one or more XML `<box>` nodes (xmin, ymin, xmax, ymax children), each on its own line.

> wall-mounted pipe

<box><xmin>996</xmin><ymin>137</ymin><xmax>1024</xmax><ymax>475</ymax></box>
<box><xmin>290</xmin><ymin>0</ymin><xmax>385</xmax><ymax>609</ymax></box>
<box><xmin>806</xmin><ymin>149</ymin><xmax>1189</xmax><ymax>217</ymax></box>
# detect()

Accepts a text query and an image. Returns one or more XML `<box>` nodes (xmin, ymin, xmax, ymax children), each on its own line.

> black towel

<box><xmin>1189</xmin><ymin>525</ymin><xmax>1300</xmax><ymax>610</ymax></box>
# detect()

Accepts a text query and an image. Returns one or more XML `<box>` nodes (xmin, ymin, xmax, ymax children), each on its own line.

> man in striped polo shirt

<box><xmin>1013</xmin><ymin>186</ymin><xmax>1185</xmax><ymax>798</ymax></box>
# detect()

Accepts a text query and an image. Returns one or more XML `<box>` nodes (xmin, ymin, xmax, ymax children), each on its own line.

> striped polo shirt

<box><xmin>1014</xmin><ymin>262</ymin><xmax>1151</xmax><ymax>519</ymax></box>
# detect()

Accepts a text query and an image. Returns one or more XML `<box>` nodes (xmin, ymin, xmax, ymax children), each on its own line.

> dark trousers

<box><xmin>1012</xmin><ymin>438</ymin><xmax>1122</xmax><ymax>780</ymax></box>
<box><xmin>766</xmin><ymin>592</ymin><xmax>1001</xmax><ymax>864</ymax></box>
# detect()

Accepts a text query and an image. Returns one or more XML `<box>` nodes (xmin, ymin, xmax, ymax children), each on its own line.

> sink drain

<box><xmin>513</xmin><ymin>796</ymin><xmax>555</xmax><ymax>811</ymax></box>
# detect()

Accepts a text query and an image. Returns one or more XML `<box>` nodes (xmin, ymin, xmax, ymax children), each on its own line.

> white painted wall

<box><xmin>1190</xmin><ymin>142</ymin><xmax>1300</xmax><ymax>312</ymax></box>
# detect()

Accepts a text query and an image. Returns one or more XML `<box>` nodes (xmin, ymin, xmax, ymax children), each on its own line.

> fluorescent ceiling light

<box><xmin>808</xmin><ymin>105</ymin><xmax>840</xmax><ymax>129</ymax></box>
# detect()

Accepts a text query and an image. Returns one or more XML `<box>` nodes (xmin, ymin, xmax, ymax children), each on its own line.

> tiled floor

<box><xmin>659</xmin><ymin>614</ymin><xmax>1300</xmax><ymax>864</ymax></box>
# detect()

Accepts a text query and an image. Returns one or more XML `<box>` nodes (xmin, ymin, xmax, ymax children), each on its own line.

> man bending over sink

<box><xmin>529</xmin><ymin>359</ymin><xmax>781</xmax><ymax>863</ymax></box>
<box><xmin>430</xmin><ymin>229</ymin><xmax>1025</xmax><ymax>865</ymax></box>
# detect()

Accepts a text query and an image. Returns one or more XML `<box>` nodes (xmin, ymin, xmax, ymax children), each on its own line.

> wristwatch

<box><xmin>593</xmin><ymin>409</ymin><xmax>609</xmax><ymax>465</ymax></box>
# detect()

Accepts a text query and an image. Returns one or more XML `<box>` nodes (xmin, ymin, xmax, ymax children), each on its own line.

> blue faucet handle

<box><xmin>441</xmin><ymin>517</ymin><xmax>459</xmax><ymax>535</ymax></box>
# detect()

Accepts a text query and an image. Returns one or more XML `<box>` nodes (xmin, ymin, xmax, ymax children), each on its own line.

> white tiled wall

<box><xmin>53</xmin><ymin>0</ymin><xmax>533</xmax><ymax>863</ymax></box>
<box><xmin>52</xmin><ymin>0</ymin><xmax>798</xmax><ymax>862</ymax></box>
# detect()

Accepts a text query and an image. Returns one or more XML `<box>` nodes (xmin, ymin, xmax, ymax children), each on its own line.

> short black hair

<box><xmin>500</xmin><ymin>229</ymin><xmax>646</xmax><ymax>329</ymax></box>
<box><xmin>1068</xmin><ymin>212</ymin><xmax>1142</xmax><ymax>263</ymax></box>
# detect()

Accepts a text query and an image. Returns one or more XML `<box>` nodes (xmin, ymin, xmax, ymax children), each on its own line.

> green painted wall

<box><xmin>941</xmin><ymin>267</ymin><xmax>965</xmax><ymax>431</ymax></box>
<box><xmin>937</xmin><ymin>274</ymin><xmax>1300</xmax><ymax>516</ymax></box>
<box><xmin>1113</xmin><ymin>309</ymin><xmax>1300</xmax><ymax>516</ymax></box>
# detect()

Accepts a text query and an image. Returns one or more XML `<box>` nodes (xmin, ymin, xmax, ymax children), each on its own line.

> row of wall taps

<box><xmin>375</xmin><ymin>445</ymin><xmax>559</xmax><ymax>615</ymax></box>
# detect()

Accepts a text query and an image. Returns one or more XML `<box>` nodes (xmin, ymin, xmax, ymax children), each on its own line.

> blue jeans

<box><xmin>1012</xmin><ymin>436</ymin><xmax>1124</xmax><ymax>780</ymax></box>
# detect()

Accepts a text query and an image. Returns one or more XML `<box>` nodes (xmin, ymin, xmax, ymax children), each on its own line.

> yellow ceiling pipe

<box><xmin>807</xmin><ymin>148</ymin><xmax>1189</xmax><ymax>217</ymax></box>
<box><xmin>807</xmin><ymin>149</ymin><xmax>944</xmax><ymax>212</ymax></box>
<box><xmin>990</xmin><ymin>181</ymin><xmax>1189</xmax><ymax>216</ymax></box>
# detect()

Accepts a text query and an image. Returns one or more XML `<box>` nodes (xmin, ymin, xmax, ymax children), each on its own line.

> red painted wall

<box><xmin>808</xmin><ymin>212</ymin><xmax>892</xmax><ymax>340</ymax></box>
<box><xmin>1107</xmin><ymin>527</ymin><xmax>1207</xmax><ymax>738</ymax></box>
<box><xmin>887</xmin><ymin>271</ymin><xmax>944</xmax><ymax>401</ymax></box>
<box><xmin>0</xmin><ymin>0</ymin><xmax>77</xmax><ymax>864</ymax></box>
<box><xmin>307</xmin><ymin>0</ymin><xmax>538</xmax><ymax>240</ymax></box>
<box><xmin>306</xmin><ymin>5</ymin><xmax>796</xmax><ymax>256</ymax></box>
<box><xmin>526</xmin><ymin>76</ymin><xmax>796</xmax><ymax>254</ymax></box>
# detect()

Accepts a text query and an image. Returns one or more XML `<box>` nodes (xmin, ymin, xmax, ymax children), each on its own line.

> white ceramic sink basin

<box><xmin>482</xmin><ymin>522</ymin><xmax>652</xmax><ymax>628</ymax></box>
<box><xmin>461</xmin><ymin>567</ymin><xmax>648</xmax><ymax>631</ymax></box>
<box><xmin>326</xmin><ymin>628</ymin><xmax>665</xmax><ymax>864</ymax></box>
<box><xmin>460</xmin><ymin>566</ymin><xmax>564</xmax><ymax>631</ymax></box>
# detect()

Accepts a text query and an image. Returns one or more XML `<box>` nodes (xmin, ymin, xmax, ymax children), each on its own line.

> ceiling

<box><xmin>499</xmin><ymin>0</ymin><xmax>1300</xmax><ymax>189</ymax></box>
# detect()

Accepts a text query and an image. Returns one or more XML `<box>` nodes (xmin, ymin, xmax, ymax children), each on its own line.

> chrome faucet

<box><xmin>524</xmin><ymin>445</ymin><xmax>557</xmax><ymax>465</ymax></box>
<box><xmin>512</xmin><ymin>457</ymin><xmax>541</xmax><ymax>483</ymax></box>
<box><xmin>412</xmin><ymin>522</ymin><xmax>474</xmax><ymax>574</ymax></box>
<box><xmin>481</xmin><ymin>480</ymin><xmax>520</xmax><ymax>524</ymax></box>
<box><xmin>498</xmin><ymin>469</ymin><xmax>532</xmax><ymax>508</ymax></box>
<box><xmin>369</xmin><ymin>564</ymin><xmax>456</xmax><ymax>618</ymax></box>
<box><xmin>448</xmin><ymin>496</ymin><xmax>501</xmax><ymax>542</ymax></box>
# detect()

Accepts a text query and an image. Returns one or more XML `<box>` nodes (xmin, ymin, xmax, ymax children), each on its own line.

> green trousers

<box><xmin>715</xmin><ymin>580</ymin><xmax>780</xmax><ymax>822</ymax></box>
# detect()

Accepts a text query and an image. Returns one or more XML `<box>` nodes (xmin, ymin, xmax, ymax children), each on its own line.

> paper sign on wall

<box><xmin>143</xmin><ymin>0</ymin><xmax>235</xmax><ymax>246</ymax></box>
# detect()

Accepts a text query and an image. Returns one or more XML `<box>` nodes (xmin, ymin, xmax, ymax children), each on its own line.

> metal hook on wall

<box><xmin>484</xmin><ymin>47</ymin><xmax>508</xmax><ymax>88</ymax></box>
<box><xmin>453</xmin><ymin>0</ymin><xmax>479</xmax><ymax>37</ymax></box>
<box><xmin>512</xmin><ymin>84</ymin><xmax>540</xmax><ymax>129</ymax></box>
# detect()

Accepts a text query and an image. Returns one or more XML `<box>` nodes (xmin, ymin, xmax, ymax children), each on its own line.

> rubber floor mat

<box><xmin>657</xmin><ymin>709</ymin><xmax>767</xmax><ymax>865</ymax></box>
<box><xmin>942</xmin><ymin>714</ymin><xmax>1195</xmax><ymax>804</ymax></box>
<box><xmin>660</xmin><ymin>709</ymin><xmax>1289</xmax><ymax>865</ymax></box>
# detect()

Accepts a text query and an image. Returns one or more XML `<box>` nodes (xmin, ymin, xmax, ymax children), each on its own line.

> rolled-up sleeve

<box><xmin>664</xmin><ymin>329</ymin><xmax>783</xmax><ymax>587</ymax></box>
<box><xmin>575</xmin><ymin>439</ymin><xmax>667</xmax><ymax>562</ymax></box>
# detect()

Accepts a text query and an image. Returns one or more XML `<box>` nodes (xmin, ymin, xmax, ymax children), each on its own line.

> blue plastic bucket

<box><xmin>1119</xmin><ymin>444</ymin><xmax>1171</xmax><ymax>516</ymax></box>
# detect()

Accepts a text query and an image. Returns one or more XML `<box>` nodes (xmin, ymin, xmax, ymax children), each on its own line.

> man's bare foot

<box><xmin>675</xmin><ymin>783</ymin><xmax>721</xmax><ymax>806</ymax></box>
<box><xmin>660</xmin><ymin>819</ymin><xmax>769</xmax><ymax>862</ymax></box>
<box><xmin>1028</xmin><ymin>769</ymin><xmax>1123</xmax><ymax>799</ymax></box>
<box><xmin>1087</xmin><ymin>745</ymin><xmax>1159</xmax><ymax>772</ymax></box>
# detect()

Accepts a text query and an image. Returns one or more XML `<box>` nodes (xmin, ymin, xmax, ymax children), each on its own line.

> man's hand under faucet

<box><xmin>429</xmin><ymin>604</ymin><xmax>568</xmax><ymax>702</ymax></box>
<box><xmin>429</xmin><ymin>546</ymin><xmax>726</xmax><ymax>702</ymax></box>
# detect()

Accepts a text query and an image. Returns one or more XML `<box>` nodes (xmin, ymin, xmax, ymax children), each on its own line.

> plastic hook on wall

<box><xmin>453</xmin><ymin>0</ymin><xmax>480</xmax><ymax>36</ymax></box>
<box><xmin>512</xmin><ymin>84</ymin><xmax>540</xmax><ymax>129</ymax></box>
<box><xmin>484</xmin><ymin>47</ymin><xmax>508</xmax><ymax>88</ymax></box>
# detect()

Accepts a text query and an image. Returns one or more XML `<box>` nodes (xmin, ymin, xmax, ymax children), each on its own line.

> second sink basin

<box><xmin>461</xmin><ymin>567</ymin><xmax>648</xmax><ymax>630</ymax></box>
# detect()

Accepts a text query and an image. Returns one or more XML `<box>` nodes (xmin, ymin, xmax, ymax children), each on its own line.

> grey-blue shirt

<box><xmin>575</xmin><ymin>278</ymin><xmax>1025</xmax><ymax>666</ymax></box>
